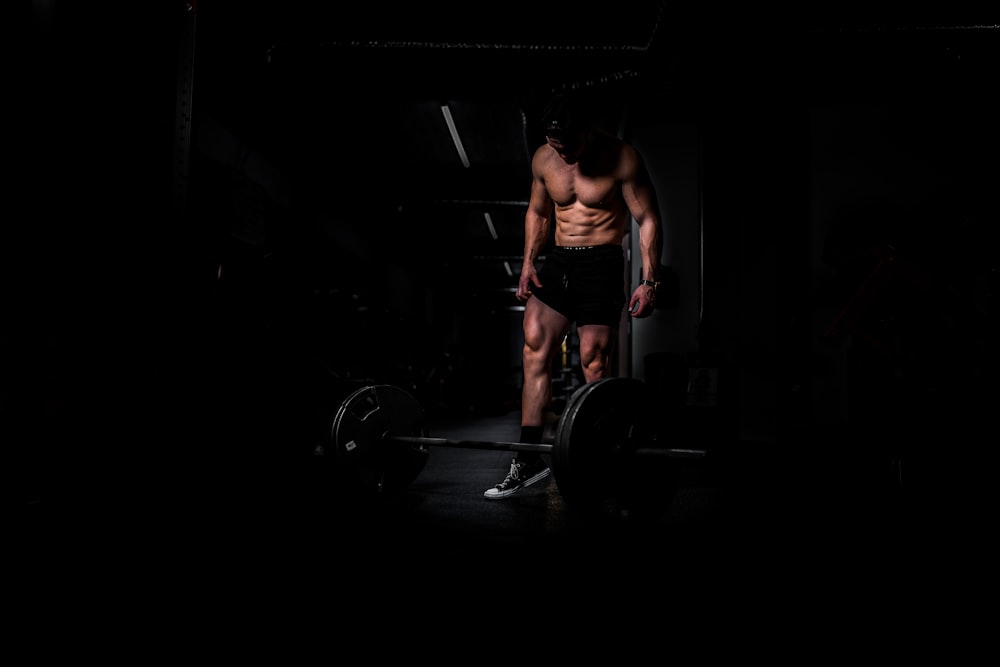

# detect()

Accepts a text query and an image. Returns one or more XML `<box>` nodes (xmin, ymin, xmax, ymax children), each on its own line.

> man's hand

<box><xmin>516</xmin><ymin>265</ymin><xmax>542</xmax><ymax>302</ymax></box>
<box><xmin>628</xmin><ymin>284</ymin><xmax>656</xmax><ymax>318</ymax></box>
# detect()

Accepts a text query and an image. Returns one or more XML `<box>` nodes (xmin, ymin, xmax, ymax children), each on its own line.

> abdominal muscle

<box><xmin>553</xmin><ymin>199</ymin><xmax>627</xmax><ymax>247</ymax></box>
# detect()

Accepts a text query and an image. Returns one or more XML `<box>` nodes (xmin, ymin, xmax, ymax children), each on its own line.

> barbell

<box><xmin>323</xmin><ymin>377</ymin><xmax>705</xmax><ymax>517</ymax></box>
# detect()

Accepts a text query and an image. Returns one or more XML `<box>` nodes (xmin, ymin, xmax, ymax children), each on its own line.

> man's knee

<box><xmin>578</xmin><ymin>342</ymin><xmax>614</xmax><ymax>380</ymax></box>
<box><xmin>522</xmin><ymin>335</ymin><xmax>551</xmax><ymax>364</ymax></box>
<box><xmin>581</xmin><ymin>360</ymin><xmax>612</xmax><ymax>382</ymax></box>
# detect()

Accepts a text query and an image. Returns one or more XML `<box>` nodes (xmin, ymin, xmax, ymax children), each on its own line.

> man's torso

<box><xmin>538</xmin><ymin>133</ymin><xmax>630</xmax><ymax>247</ymax></box>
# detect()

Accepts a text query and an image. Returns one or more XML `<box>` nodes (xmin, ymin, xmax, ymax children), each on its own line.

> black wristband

<box><xmin>639</xmin><ymin>279</ymin><xmax>660</xmax><ymax>290</ymax></box>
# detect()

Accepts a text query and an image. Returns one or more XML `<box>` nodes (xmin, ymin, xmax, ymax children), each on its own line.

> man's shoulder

<box><xmin>531</xmin><ymin>144</ymin><xmax>559</xmax><ymax>169</ymax></box>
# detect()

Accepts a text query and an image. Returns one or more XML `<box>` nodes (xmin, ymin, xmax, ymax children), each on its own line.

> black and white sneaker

<box><xmin>483</xmin><ymin>458</ymin><xmax>551</xmax><ymax>500</ymax></box>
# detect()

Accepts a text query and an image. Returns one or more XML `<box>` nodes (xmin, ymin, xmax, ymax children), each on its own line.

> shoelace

<box><xmin>499</xmin><ymin>461</ymin><xmax>522</xmax><ymax>486</ymax></box>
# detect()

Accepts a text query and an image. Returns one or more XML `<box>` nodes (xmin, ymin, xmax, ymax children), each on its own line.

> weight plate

<box><xmin>551</xmin><ymin>377</ymin><xmax>676</xmax><ymax>520</ymax></box>
<box><xmin>331</xmin><ymin>385</ymin><xmax>430</xmax><ymax>495</ymax></box>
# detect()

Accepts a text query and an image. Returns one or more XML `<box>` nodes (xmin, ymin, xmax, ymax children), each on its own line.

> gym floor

<box><xmin>12</xmin><ymin>406</ymin><xmax>992</xmax><ymax>630</ymax></box>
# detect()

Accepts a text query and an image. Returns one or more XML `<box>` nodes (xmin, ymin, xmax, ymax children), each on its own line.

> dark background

<box><xmin>7</xmin><ymin>2</ymin><xmax>998</xmax><ymax>524</ymax></box>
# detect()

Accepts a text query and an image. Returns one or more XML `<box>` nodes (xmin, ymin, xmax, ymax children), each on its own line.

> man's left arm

<box><xmin>623</xmin><ymin>150</ymin><xmax>663</xmax><ymax>316</ymax></box>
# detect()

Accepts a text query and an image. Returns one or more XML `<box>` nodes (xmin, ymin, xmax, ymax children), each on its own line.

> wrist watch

<box><xmin>639</xmin><ymin>279</ymin><xmax>660</xmax><ymax>291</ymax></box>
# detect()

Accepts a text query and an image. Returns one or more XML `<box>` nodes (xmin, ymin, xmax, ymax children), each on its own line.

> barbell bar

<box><xmin>386</xmin><ymin>436</ymin><xmax>553</xmax><ymax>454</ymax></box>
<box><xmin>386</xmin><ymin>435</ymin><xmax>704</xmax><ymax>460</ymax></box>
<box><xmin>326</xmin><ymin>377</ymin><xmax>705</xmax><ymax>516</ymax></box>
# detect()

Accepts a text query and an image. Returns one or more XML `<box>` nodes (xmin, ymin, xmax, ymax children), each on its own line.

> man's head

<box><xmin>542</xmin><ymin>91</ymin><xmax>586</xmax><ymax>162</ymax></box>
<box><xmin>542</xmin><ymin>92</ymin><xmax>578</xmax><ymax>140</ymax></box>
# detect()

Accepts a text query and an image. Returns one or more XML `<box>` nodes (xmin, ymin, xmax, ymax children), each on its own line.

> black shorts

<box><xmin>531</xmin><ymin>245</ymin><xmax>626</xmax><ymax>328</ymax></box>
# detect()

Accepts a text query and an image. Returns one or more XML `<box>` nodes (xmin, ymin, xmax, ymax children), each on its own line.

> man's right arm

<box><xmin>518</xmin><ymin>158</ymin><xmax>553</xmax><ymax>301</ymax></box>
<box><xmin>523</xmin><ymin>182</ymin><xmax>551</xmax><ymax>265</ymax></box>
<box><xmin>524</xmin><ymin>148</ymin><xmax>554</xmax><ymax>267</ymax></box>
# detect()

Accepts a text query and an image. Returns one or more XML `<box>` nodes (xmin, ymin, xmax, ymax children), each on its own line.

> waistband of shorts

<box><xmin>552</xmin><ymin>244</ymin><xmax>622</xmax><ymax>255</ymax></box>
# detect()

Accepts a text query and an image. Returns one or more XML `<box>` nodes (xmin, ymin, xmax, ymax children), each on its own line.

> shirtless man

<box><xmin>484</xmin><ymin>92</ymin><xmax>664</xmax><ymax>499</ymax></box>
